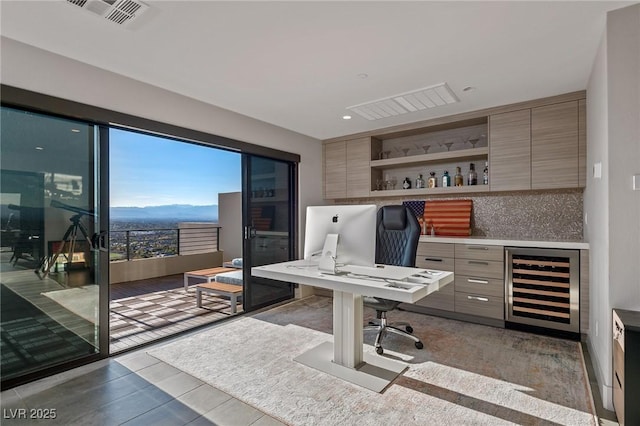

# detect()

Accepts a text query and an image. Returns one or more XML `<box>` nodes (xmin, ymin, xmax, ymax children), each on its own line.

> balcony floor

<box><xmin>110</xmin><ymin>274</ymin><xmax>243</xmax><ymax>353</ymax></box>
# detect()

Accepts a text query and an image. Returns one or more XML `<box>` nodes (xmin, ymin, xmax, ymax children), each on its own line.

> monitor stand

<box><xmin>318</xmin><ymin>233</ymin><xmax>339</xmax><ymax>274</ymax></box>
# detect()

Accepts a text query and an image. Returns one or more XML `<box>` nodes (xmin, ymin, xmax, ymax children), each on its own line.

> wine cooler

<box><xmin>506</xmin><ymin>247</ymin><xmax>580</xmax><ymax>334</ymax></box>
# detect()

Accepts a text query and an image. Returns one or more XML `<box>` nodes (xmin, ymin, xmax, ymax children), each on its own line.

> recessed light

<box><xmin>357</xmin><ymin>73</ymin><xmax>368</xmax><ymax>79</ymax></box>
<box><xmin>35</xmin><ymin>146</ymin><xmax>44</xmax><ymax>150</ymax></box>
<box><xmin>342</xmin><ymin>115</ymin><xmax>352</xmax><ymax>120</ymax></box>
<box><xmin>463</xmin><ymin>86</ymin><xmax>476</xmax><ymax>92</ymax></box>
<box><xmin>71</xmin><ymin>129</ymin><xmax>80</xmax><ymax>133</ymax></box>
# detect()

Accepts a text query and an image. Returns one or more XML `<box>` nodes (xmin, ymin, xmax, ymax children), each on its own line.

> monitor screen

<box><xmin>304</xmin><ymin>204</ymin><xmax>376</xmax><ymax>268</ymax></box>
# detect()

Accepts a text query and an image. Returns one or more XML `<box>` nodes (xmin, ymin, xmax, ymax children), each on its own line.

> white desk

<box><xmin>252</xmin><ymin>260</ymin><xmax>453</xmax><ymax>392</ymax></box>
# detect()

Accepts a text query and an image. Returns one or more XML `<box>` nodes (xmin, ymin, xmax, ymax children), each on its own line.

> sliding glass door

<box><xmin>242</xmin><ymin>155</ymin><xmax>296</xmax><ymax>311</ymax></box>
<box><xmin>0</xmin><ymin>106</ymin><xmax>107</xmax><ymax>388</ymax></box>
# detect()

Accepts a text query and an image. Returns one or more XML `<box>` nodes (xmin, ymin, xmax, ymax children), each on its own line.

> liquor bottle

<box><xmin>442</xmin><ymin>170</ymin><xmax>451</xmax><ymax>187</ymax></box>
<box><xmin>468</xmin><ymin>163</ymin><xmax>477</xmax><ymax>185</ymax></box>
<box><xmin>402</xmin><ymin>177</ymin><xmax>411</xmax><ymax>189</ymax></box>
<box><xmin>483</xmin><ymin>161</ymin><xmax>489</xmax><ymax>185</ymax></box>
<box><xmin>416</xmin><ymin>174</ymin><xmax>425</xmax><ymax>189</ymax></box>
<box><xmin>454</xmin><ymin>167</ymin><xmax>464</xmax><ymax>187</ymax></box>
<box><xmin>428</xmin><ymin>172</ymin><xmax>438</xmax><ymax>188</ymax></box>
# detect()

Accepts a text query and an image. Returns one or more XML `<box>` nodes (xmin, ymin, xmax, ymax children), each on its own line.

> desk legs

<box><xmin>333</xmin><ymin>291</ymin><xmax>363</xmax><ymax>368</ymax></box>
<box><xmin>293</xmin><ymin>290</ymin><xmax>407</xmax><ymax>393</ymax></box>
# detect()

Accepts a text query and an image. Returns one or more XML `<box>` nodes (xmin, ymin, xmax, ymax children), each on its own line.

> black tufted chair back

<box><xmin>375</xmin><ymin>205</ymin><xmax>420</xmax><ymax>267</ymax></box>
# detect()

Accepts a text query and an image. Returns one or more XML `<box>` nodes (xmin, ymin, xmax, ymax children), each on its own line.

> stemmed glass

<box><xmin>401</xmin><ymin>147</ymin><xmax>411</xmax><ymax>157</ymax></box>
<box><xmin>440</xmin><ymin>141</ymin><xmax>455</xmax><ymax>152</ymax></box>
<box><xmin>390</xmin><ymin>176</ymin><xmax>397</xmax><ymax>190</ymax></box>
<box><xmin>416</xmin><ymin>143</ymin><xmax>431</xmax><ymax>154</ymax></box>
<box><xmin>467</xmin><ymin>137</ymin><xmax>480</xmax><ymax>149</ymax></box>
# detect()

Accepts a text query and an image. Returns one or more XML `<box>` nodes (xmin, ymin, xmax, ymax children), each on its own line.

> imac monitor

<box><xmin>304</xmin><ymin>204</ymin><xmax>376</xmax><ymax>269</ymax></box>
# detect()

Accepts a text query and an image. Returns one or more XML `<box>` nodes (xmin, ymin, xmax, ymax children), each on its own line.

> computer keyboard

<box><xmin>339</xmin><ymin>264</ymin><xmax>427</xmax><ymax>280</ymax></box>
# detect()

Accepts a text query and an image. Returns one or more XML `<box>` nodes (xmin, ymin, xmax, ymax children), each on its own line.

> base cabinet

<box><xmin>613</xmin><ymin>309</ymin><xmax>640</xmax><ymax>426</ymax></box>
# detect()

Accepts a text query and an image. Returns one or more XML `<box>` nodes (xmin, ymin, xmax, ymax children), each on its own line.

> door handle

<box><xmin>91</xmin><ymin>231</ymin><xmax>108</xmax><ymax>252</ymax></box>
<box><xmin>245</xmin><ymin>226</ymin><xmax>257</xmax><ymax>239</ymax></box>
<box><xmin>424</xmin><ymin>257</ymin><xmax>443</xmax><ymax>262</ymax></box>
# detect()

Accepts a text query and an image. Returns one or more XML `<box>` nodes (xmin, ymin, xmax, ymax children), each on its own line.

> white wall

<box><xmin>218</xmin><ymin>192</ymin><xmax>242</xmax><ymax>261</ymax></box>
<box><xmin>585</xmin><ymin>3</ymin><xmax>640</xmax><ymax>410</ymax></box>
<box><xmin>0</xmin><ymin>37</ymin><xmax>325</xmax><ymax>258</ymax></box>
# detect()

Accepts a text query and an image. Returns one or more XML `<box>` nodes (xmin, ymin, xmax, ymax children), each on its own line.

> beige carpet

<box><xmin>41</xmin><ymin>285</ymin><xmax>99</xmax><ymax>324</ymax></box>
<box><xmin>148</xmin><ymin>296</ymin><xmax>596</xmax><ymax>426</ymax></box>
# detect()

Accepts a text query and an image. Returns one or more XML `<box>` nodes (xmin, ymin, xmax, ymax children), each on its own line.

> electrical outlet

<box><xmin>584</xmin><ymin>213</ymin><xmax>588</xmax><ymax>225</ymax></box>
<box><xmin>595</xmin><ymin>321</ymin><xmax>599</xmax><ymax>337</ymax></box>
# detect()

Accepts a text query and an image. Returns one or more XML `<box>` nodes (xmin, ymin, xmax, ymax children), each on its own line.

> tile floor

<box><xmin>1</xmin><ymin>346</ymin><xmax>286</xmax><ymax>426</ymax></box>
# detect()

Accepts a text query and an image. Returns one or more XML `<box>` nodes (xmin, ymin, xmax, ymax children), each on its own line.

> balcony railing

<box><xmin>110</xmin><ymin>224</ymin><xmax>220</xmax><ymax>261</ymax></box>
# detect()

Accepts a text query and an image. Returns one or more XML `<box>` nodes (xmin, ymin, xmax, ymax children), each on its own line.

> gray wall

<box><xmin>585</xmin><ymin>3</ymin><xmax>640</xmax><ymax>410</ymax></box>
<box><xmin>0</xmin><ymin>37</ymin><xmax>325</xmax><ymax>258</ymax></box>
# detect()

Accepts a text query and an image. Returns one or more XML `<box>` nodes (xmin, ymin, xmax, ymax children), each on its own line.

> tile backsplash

<box><xmin>340</xmin><ymin>189</ymin><xmax>584</xmax><ymax>240</ymax></box>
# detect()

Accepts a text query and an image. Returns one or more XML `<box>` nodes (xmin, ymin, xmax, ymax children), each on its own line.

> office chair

<box><xmin>363</xmin><ymin>205</ymin><xmax>423</xmax><ymax>355</ymax></box>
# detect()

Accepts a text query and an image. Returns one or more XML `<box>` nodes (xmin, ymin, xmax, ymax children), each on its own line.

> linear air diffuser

<box><xmin>347</xmin><ymin>83</ymin><xmax>460</xmax><ymax>121</ymax></box>
<box><xmin>66</xmin><ymin>0</ymin><xmax>149</xmax><ymax>27</ymax></box>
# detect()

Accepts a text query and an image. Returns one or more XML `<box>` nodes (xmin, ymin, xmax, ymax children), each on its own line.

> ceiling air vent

<box><xmin>65</xmin><ymin>0</ymin><xmax>149</xmax><ymax>27</ymax></box>
<box><xmin>347</xmin><ymin>83</ymin><xmax>460</xmax><ymax>121</ymax></box>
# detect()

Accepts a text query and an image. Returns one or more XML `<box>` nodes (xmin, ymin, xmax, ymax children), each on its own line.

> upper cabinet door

<box><xmin>489</xmin><ymin>109</ymin><xmax>531</xmax><ymax>191</ymax></box>
<box><xmin>323</xmin><ymin>141</ymin><xmax>346</xmax><ymax>199</ymax></box>
<box><xmin>531</xmin><ymin>101</ymin><xmax>579</xmax><ymax>189</ymax></box>
<box><xmin>578</xmin><ymin>99</ymin><xmax>587</xmax><ymax>188</ymax></box>
<box><xmin>346</xmin><ymin>137</ymin><xmax>371</xmax><ymax>198</ymax></box>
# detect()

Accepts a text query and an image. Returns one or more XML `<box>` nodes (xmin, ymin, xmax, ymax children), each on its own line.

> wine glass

<box><xmin>401</xmin><ymin>147</ymin><xmax>411</xmax><ymax>157</ymax></box>
<box><xmin>416</xmin><ymin>143</ymin><xmax>431</xmax><ymax>154</ymax></box>
<box><xmin>467</xmin><ymin>137</ymin><xmax>480</xmax><ymax>149</ymax></box>
<box><xmin>390</xmin><ymin>176</ymin><xmax>397</xmax><ymax>190</ymax></box>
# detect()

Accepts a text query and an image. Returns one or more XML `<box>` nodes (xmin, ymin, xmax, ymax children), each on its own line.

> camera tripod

<box><xmin>36</xmin><ymin>212</ymin><xmax>91</xmax><ymax>279</ymax></box>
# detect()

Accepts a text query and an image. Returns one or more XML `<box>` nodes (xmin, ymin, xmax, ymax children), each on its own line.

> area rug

<box><xmin>41</xmin><ymin>285</ymin><xmax>99</xmax><ymax>324</ymax></box>
<box><xmin>148</xmin><ymin>296</ymin><xmax>596</xmax><ymax>426</ymax></box>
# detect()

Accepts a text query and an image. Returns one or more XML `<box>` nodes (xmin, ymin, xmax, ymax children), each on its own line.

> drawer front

<box><xmin>416</xmin><ymin>281</ymin><xmax>454</xmax><ymax>312</ymax></box>
<box><xmin>455</xmin><ymin>291</ymin><xmax>504</xmax><ymax>319</ymax></box>
<box><xmin>455</xmin><ymin>244</ymin><xmax>504</xmax><ymax>261</ymax></box>
<box><xmin>416</xmin><ymin>255</ymin><xmax>455</xmax><ymax>272</ymax></box>
<box><xmin>455</xmin><ymin>258</ymin><xmax>504</xmax><ymax>279</ymax></box>
<box><xmin>455</xmin><ymin>275</ymin><xmax>504</xmax><ymax>297</ymax></box>
<box><xmin>417</xmin><ymin>242</ymin><xmax>455</xmax><ymax>259</ymax></box>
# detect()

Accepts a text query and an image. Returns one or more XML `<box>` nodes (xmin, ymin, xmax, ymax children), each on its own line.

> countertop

<box><xmin>418</xmin><ymin>235</ymin><xmax>589</xmax><ymax>249</ymax></box>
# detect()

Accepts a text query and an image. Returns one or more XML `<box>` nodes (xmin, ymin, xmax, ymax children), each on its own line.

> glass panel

<box><xmin>0</xmin><ymin>106</ymin><xmax>101</xmax><ymax>385</ymax></box>
<box><xmin>244</xmin><ymin>156</ymin><xmax>295</xmax><ymax>310</ymax></box>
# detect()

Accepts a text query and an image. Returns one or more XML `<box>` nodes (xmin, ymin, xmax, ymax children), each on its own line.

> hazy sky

<box><xmin>110</xmin><ymin>129</ymin><xmax>241</xmax><ymax>207</ymax></box>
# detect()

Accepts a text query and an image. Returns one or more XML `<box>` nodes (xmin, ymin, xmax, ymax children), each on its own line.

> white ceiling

<box><xmin>0</xmin><ymin>1</ymin><xmax>633</xmax><ymax>140</ymax></box>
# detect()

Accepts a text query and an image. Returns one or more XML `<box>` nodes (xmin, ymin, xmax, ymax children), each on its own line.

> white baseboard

<box><xmin>587</xmin><ymin>334</ymin><xmax>614</xmax><ymax>411</ymax></box>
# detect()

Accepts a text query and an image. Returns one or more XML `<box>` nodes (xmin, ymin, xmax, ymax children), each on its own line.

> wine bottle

<box><xmin>483</xmin><ymin>161</ymin><xmax>489</xmax><ymax>185</ymax></box>
<box><xmin>468</xmin><ymin>163</ymin><xmax>477</xmax><ymax>185</ymax></box>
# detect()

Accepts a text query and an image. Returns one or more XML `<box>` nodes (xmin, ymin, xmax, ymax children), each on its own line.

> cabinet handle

<box><xmin>615</xmin><ymin>371</ymin><xmax>622</xmax><ymax>389</ymax></box>
<box><xmin>468</xmin><ymin>246</ymin><xmax>489</xmax><ymax>250</ymax></box>
<box><xmin>424</xmin><ymin>257</ymin><xmax>443</xmax><ymax>262</ymax></box>
<box><xmin>467</xmin><ymin>295</ymin><xmax>489</xmax><ymax>302</ymax></box>
<box><xmin>468</xmin><ymin>260</ymin><xmax>489</xmax><ymax>265</ymax></box>
<box><xmin>467</xmin><ymin>278</ymin><xmax>489</xmax><ymax>284</ymax></box>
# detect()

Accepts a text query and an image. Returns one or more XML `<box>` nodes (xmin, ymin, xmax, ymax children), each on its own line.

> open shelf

<box><xmin>371</xmin><ymin>147</ymin><xmax>488</xmax><ymax>169</ymax></box>
<box><xmin>369</xmin><ymin>185</ymin><xmax>489</xmax><ymax>197</ymax></box>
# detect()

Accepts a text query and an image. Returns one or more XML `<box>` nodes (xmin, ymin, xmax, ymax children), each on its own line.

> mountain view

<box><xmin>110</xmin><ymin>204</ymin><xmax>218</xmax><ymax>222</ymax></box>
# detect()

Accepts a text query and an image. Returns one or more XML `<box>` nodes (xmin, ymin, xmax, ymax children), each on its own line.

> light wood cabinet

<box><xmin>322</xmin><ymin>92</ymin><xmax>586</xmax><ymax>199</ymax></box>
<box><xmin>414</xmin><ymin>242</ymin><xmax>455</xmax><ymax>312</ymax></box>
<box><xmin>346</xmin><ymin>137</ymin><xmax>371</xmax><ymax>198</ymax></box>
<box><xmin>489</xmin><ymin>109</ymin><xmax>531</xmax><ymax>191</ymax></box>
<box><xmin>531</xmin><ymin>101</ymin><xmax>579</xmax><ymax>189</ymax></box>
<box><xmin>323</xmin><ymin>137</ymin><xmax>372</xmax><ymax>199</ymax></box>
<box><xmin>453</xmin><ymin>243</ymin><xmax>505</xmax><ymax>320</ymax></box>
<box><xmin>578</xmin><ymin>99</ymin><xmax>587</xmax><ymax>187</ymax></box>
<box><xmin>323</xmin><ymin>141</ymin><xmax>346</xmax><ymax>199</ymax></box>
